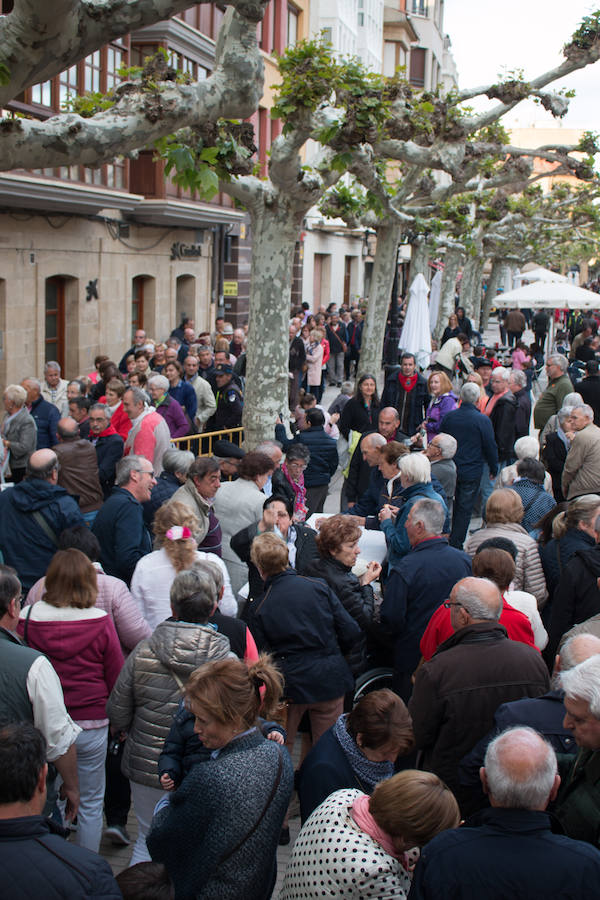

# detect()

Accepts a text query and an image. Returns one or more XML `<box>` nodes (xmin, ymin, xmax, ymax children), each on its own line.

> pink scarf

<box><xmin>282</xmin><ymin>462</ymin><xmax>307</xmax><ymax>522</ymax></box>
<box><xmin>350</xmin><ymin>794</ymin><xmax>408</xmax><ymax>867</ymax></box>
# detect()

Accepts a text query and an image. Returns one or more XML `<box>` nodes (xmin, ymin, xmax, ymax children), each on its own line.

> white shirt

<box><xmin>27</xmin><ymin>654</ymin><xmax>81</xmax><ymax>760</ymax></box>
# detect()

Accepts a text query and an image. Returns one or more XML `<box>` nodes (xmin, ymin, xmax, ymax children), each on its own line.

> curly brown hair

<box><xmin>316</xmin><ymin>515</ymin><xmax>361</xmax><ymax>557</ymax></box>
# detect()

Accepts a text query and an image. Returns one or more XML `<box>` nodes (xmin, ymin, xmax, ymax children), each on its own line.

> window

<box><xmin>287</xmin><ymin>5</ymin><xmax>298</xmax><ymax>47</ymax></box>
<box><xmin>59</xmin><ymin>66</ymin><xmax>78</xmax><ymax>109</ymax></box>
<box><xmin>358</xmin><ymin>12</ymin><xmax>364</xmax><ymax>25</ymax></box>
<box><xmin>106</xmin><ymin>45</ymin><xmax>124</xmax><ymax>91</ymax></box>
<box><xmin>132</xmin><ymin>277</ymin><xmax>145</xmax><ymax>339</ymax></box>
<box><xmin>45</xmin><ymin>277</ymin><xmax>65</xmax><ymax>371</ymax></box>
<box><xmin>31</xmin><ymin>81</ymin><xmax>52</xmax><ymax>107</ymax></box>
<box><xmin>409</xmin><ymin>47</ymin><xmax>426</xmax><ymax>87</ymax></box>
<box><xmin>411</xmin><ymin>0</ymin><xmax>428</xmax><ymax>15</ymax></box>
<box><xmin>84</xmin><ymin>51</ymin><xmax>101</xmax><ymax>92</ymax></box>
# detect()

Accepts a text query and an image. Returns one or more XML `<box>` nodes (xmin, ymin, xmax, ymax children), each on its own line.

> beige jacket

<box><xmin>465</xmin><ymin>522</ymin><xmax>548</xmax><ymax>609</ymax></box>
<box><xmin>562</xmin><ymin>422</ymin><xmax>600</xmax><ymax>500</ymax></box>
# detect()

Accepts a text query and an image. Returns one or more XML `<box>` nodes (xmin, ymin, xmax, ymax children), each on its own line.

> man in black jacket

<box><xmin>231</xmin><ymin>495</ymin><xmax>319</xmax><ymax>607</ymax></box>
<box><xmin>507</xmin><ymin>369</ymin><xmax>531</xmax><ymax>441</ymax></box>
<box><xmin>276</xmin><ymin>409</ymin><xmax>338</xmax><ymax>516</ymax></box>
<box><xmin>578</xmin><ymin>360</ymin><xmax>600</xmax><ymax>425</ymax></box>
<box><xmin>410</xmin><ymin>726</ymin><xmax>600</xmax><ymax>900</ymax></box>
<box><xmin>325</xmin><ymin>314</ymin><xmax>347</xmax><ymax>387</ymax></box>
<box><xmin>288</xmin><ymin>323</ymin><xmax>306</xmax><ymax>410</ymax></box>
<box><xmin>0</xmin><ymin>722</ymin><xmax>121</xmax><ymax>899</ymax></box>
<box><xmin>381</xmin><ymin>353</ymin><xmax>429</xmax><ymax>437</ymax></box>
<box><xmin>88</xmin><ymin>404</ymin><xmax>124</xmax><ymax>498</ymax></box>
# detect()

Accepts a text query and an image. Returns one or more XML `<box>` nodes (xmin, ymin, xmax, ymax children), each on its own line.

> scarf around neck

<box><xmin>333</xmin><ymin>714</ymin><xmax>394</xmax><ymax>794</ymax></box>
<box><xmin>397</xmin><ymin>373</ymin><xmax>417</xmax><ymax>392</ymax></box>
<box><xmin>351</xmin><ymin>793</ymin><xmax>407</xmax><ymax>864</ymax></box>
<box><xmin>282</xmin><ymin>462</ymin><xmax>307</xmax><ymax>522</ymax></box>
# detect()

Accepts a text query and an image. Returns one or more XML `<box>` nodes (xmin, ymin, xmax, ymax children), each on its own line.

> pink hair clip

<box><xmin>165</xmin><ymin>526</ymin><xmax>193</xmax><ymax>541</ymax></box>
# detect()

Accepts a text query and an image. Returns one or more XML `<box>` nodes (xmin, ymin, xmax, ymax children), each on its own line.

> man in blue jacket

<box><xmin>21</xmin><ymin>377</ymin><xmax>60</xmax><ymax>449</ymax></box>
<box><xmin>409</xmin><ymin>726</ymin><xmax>600</xmax><ymax>900</ymax></box>
<box><xmin>0</xmin><ymin>449</ymin><xmax>84</xmax><ymax>592</ymax></box>
<box><xmin>441</xmin><ymin>381</ymin><xmax>498</xmax><ymax>549</ymax></box>
<box><xmin>380</xmin><ymin>498</ymin><xmax>471</xmax><ymax>701</ymax></box>
<box><xmin>92</xmin><ymin>454</ymin><xmax>155</xmax><ymax>585</ymax></box>
<box><xmin>276</xmin><ymin>408</ymin><xmax>338</xmax><ymax>516</ymax></box>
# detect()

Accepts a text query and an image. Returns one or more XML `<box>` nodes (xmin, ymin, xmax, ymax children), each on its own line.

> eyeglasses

<box><xmin>443</xmin><ymin>601</ymin><xmax>463</xmax><ymax>609</ymax></box>
<box><xmin>136</xmin><ymin>469</ymin><xmax>154</xmax><ymax>478</ymax></box>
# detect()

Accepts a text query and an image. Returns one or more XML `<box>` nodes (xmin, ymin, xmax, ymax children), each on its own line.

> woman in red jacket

<box><xmin>18</xmin><ymin>549</ymin><xmax>124</xmax><ymax>852</ymax></box>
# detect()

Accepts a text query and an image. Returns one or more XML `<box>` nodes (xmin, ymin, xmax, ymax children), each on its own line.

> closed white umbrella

<box><xmin>429</xmin><ymin>269</ymin><xmax>442</xmax><ymax>333</ymax></box>
<box><xmin>400</xmin><ymin>273</ymin><xmax>432</xmax><ymax>369</ymax></box>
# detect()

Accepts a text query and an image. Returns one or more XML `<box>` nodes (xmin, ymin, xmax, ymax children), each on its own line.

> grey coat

<box><xmin>2</xmin><ymin>407</ymin><xmax>37</xmax><ymax>469</ymax></box>
<box><xmin>171</xmin><ymin>479</ymin><xmax>211</xmax><ymax>545</ymax></box>
<box><xmin>106</xmin><ymin>619</ymin><xmax>232</xmax><ymax>787</ymax></box>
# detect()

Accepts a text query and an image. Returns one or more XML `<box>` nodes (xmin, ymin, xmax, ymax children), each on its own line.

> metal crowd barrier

<box><xmin>171</xmin><ymin>426</ymin><xmax>244</xmax><ymax>457</ymax></box>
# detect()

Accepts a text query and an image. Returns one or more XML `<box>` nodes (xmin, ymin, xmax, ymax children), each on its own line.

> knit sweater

<box><xmin>147</xmin><ymin>730</ymin><xmax>293</xmax><ymax>900</ymax></box>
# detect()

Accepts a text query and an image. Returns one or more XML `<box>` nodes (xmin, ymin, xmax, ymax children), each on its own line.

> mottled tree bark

<box><xmin>435</xmin><ymin>246</ymin><xmax>463</xmax><ymax>342</ymax></box>
<box><xmin>481</xmin><ymin>258</ymin><xmax>505</xmax><ymax>331</ymax></box>
<box><xmin>358</xmin><ymin>222</ymin><xmax>401</xmax><ymax>379</ymax></box>
<box><xmin>408</xmin><ymin>236</ymin><xmax>429</xmax><ymax>287</ymax></box>
<box><xmin>460</xmin><ymin>255</ymin><xmax>485</xmax><ymax>327</ymax></box>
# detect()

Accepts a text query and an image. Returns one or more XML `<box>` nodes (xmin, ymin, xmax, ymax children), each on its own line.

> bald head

<box><xmin>57</xmin><ymin>417</ymin><xmax>79</xmax><ymax>441</ymax></box>
<box><xmin>451</xmin><ymin>577</ymin><xmax>502</xmax><ymax>628</ymax></box>
<box><xmin>483</xmin><ymin>727</ymin><xmax>559</xmax><ymax>811</ymax></box>
<box><xmin>27</xmin><ymin>449</ymin><xmax>59</xmax><ymax>482</ymax></box>
<box><xmin>378</xmin><ymin>407</ymin><xmax>400</xmax><ymax>440</ymax></box>
<box><xmin>361</xmin><ymin>431</ymin><xmax>386</xmax><ymax>466</ymax></box>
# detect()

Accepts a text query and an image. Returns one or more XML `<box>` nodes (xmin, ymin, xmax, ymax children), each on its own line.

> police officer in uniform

<box><xmin>206</xmin><ymin>363</ymin><xmax>243</xmax><ymax>431</ymax></box>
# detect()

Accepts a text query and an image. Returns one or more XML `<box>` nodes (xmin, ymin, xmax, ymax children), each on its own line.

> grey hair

<box><xmin>364</xmin><ymin>432</ymin><xmax>387</xmax><ymax>449</ymax></box>
<box><xmin>557</xmin><ymin>407</ymin><xmax>574</xmax><ymax>425</ymax></box>
<box><xmin>410</xmin><ymin>498</ymin><xmax>445</xmax><ymax>535</ymax></box>
<box><xmin>341</xmin><ymin>381</ymin><xmax>354</xmax><ymax>394</ymax></box>
<box><xmin>461</xmin><ymin>382</ymin><xmax>481</xmax><ymax>405</ymax></box>
<box><xmin>255</xmin><ymin>440</ymin><xmax>283</xmax><ymax>455</ymax></box>
<box><xmin>491</xmin><ymin>366</ymin><xmax>510</xmax><ymax>382</ymax></box>
<box><xmin>285</xmin><ymin>443</ymin><xmax>311</xmax><ymax>464</ymax></box>
<box><xmin>561</xmin><ymin>392</ymin><xmax>584</xmax><ymax>408</ymax></box>
<box><xmin>560</xmin><ymin>654</ymin><xmax>600</xmax><ymax>718</ymax></box>
<box><xmin>3</xmin><ymin>384</ymin><xmax>27</xmax><ymax>407</ymax></box>
<box><xmin>124</xmin><ymin>386</ymin><xmax>148</xmax><ymax>408</ymax></box>
<box><xmin>574</xmin><ymin>404</ymin><xmax>594</xmax><ymax>420</ymax></box>
<box><xmin>67</xmin><ymin>380</ymin><xmax>84</xmax><ymax>394</ymax></box>
<box><xmin>22</xmin><ymin>377</ymin><xmax>42</xmax><ymax>392</ymax></box>
<box><xmin>455</xmin><ymin>578</ymin><xmax>502</xmax><ymax>621</ymax></box>
<box><xmin>484</xmin><ymin>727</ymin><xmax>557</xmax><ymax>810</ymax></box>
<box><xmin>115</xmin><ymin>454</ymin><xmax>148</xmax><ymax>486</ymax></box>
<box><xmin>559</xmin><ymin>633</ymin><xmax>600</xmax><ymax>673</ymax></box>
<box><xmin>399</xmin><ymin>453</ymin><xmax>431</xmax><ymax>484</ymax></box>
<box><xmin>147</xmin><ymin>374</ymin><xmax>169</xmax><ymax>392</ymax></box>
<box><xmin>169</xmin><ymin>568</ymin><xmax>217</xmax><ymax>623</ymax></box>
<box><xmin>509</xmin><ymin>369</ymin><xmax>527</xmax><ymax>388</ymax></box>
<box><xmin>44</xmin><ymin>360</ymin><xmax>61</xmax><ymax>373</ymax></box>
<box><xmin>162</xmin><ymin>448</ymin><xmax>195</xmax><ymax>476</ymax></box>
<box><xmin>548</xmin><ymin>354</ymin><xmax>569</xmax><ymax>373</ymax></box>
<box><xmin>435</xmin><ymin>433</ymin><xmax>457</xmax><ymax>459</ymax></box>
<box><xmin>90</xmin><ymin>403</ymin><xmax>108</xmax><ymax>417</ymax></box>
<box><xmin>193</xmin><ymin>558</ymin><xmax>224</xmax><ymax>595</ymax></box>
<box><xmin>514</xmin><ymin>436</ymin><xmax>539</xmax><ymax>460</ymax></box>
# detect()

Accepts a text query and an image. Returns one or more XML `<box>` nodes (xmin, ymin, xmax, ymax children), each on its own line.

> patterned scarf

<box><xmin>333</xmin><ymin>714</ymin><xmax>394</xmax><ymax>794</ymax></box>
<box><xmin>282</xmin><ymin>462</ymin><xmax>307</xmax><ymax>522</ymax></box>
<box><xmin>397</xmin><ymin>373</ymin><xmax>417</xmax><ymax>392</ymax></box>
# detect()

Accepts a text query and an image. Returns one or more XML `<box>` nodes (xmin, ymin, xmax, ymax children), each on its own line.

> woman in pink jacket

<box><xmin>19</xmin><ymin>548</ymin><xmax>124</xmax><ymax>853</ymax></box>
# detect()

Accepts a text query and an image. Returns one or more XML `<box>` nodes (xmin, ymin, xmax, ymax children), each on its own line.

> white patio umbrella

<box><xmin>496</xmin><ymin>280</ymin><xmax>600</xmax><ymax>310</ymax></box>
<box><xmin>400</xmin><ymin>272</ymin><xmax>432</xmax><ymax>369</ymax></box>
<box><xmin>513</xmin><ymin>267</ymin><xmax>568</xmax><ymax>283</ymax></box>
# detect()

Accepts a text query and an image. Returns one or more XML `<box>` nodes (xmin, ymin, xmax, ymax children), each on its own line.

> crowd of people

<box><xmin>3</xmin><ymin>301</ymin><xmax>600</xmax><ymax>899</ymax></box>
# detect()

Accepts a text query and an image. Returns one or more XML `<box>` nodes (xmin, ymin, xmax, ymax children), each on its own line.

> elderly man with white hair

<box><xmin>562</xmin><ymin>404</ymin><xmax>600</xmax><ymax>500</ymax></box>
<box><xmin>1</xmin><ymin>384</ymin><xmax>36</xmax><ymax>482</ymax></box>
<box><xmin>534</xmin><ymin>354</ymin><xmax>574</xmax><ymax>432</ymax></box>
<box><xmin>424</xmin><ymin>432</ymin><xmax>457</xmax><ymax>519</ymax></box>
<box><xmin>507</xmin><ymin>367</ymin><xmax>531</xmax><ymax>440</ymax></box>
<box><xmin>411</xmin><ymin>726</ymin><xmax>600</xmax><ymax>899</ymax></box>
<box><xmin>554</xmin><ymin>653</ymin><xmax>600</xmax><ymax>847</ymax></box>
<box><xmin>40</xmin><ymin>360</ymin><xmax>69</xmax><ymax>414</ymax></box>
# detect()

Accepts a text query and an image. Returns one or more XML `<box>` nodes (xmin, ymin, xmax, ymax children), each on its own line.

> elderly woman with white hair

<box><xmin>1</xmin><ymin>383</ymin><xmax>37</xmax><ymax>482</ymax></box>
<box><xmin>378</xmin><ymin>454</ymin><xmax>448</xmax><ymax>569</ymax></box>
<box><xmin>501</xmin><ymin>435</ymin><xmax>553</xmax><ymax>494</ymax></box>
<box><xmin>539</xmin><ymin>390</ymin><xmax>583</xmax><ymax>447</ymax></box>
<box><xmin>147</xmin><ymin>373</ymin><xmax>189</xmax><ymax>438</ymax></box>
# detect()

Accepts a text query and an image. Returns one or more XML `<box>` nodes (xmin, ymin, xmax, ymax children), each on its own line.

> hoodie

<box><xmin>18</xmin><ymin>600</ymin><xmax>124</xmax><ymax>721</ymax></box>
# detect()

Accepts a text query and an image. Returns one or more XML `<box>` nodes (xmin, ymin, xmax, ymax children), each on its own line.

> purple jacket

<box><xmin>155</xmin><ymin>394</ymin><xmax>189</xmax><ymax>438</ymax></box>
<box><xmin>425</xmin><ymin>392</ymin><xmax>458</xmax><ymax>442</ymax></box>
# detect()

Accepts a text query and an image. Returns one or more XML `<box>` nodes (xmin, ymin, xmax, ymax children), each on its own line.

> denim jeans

<box><xmin>73</xmin><ymin>725</ymin><xmax>108</xmax><ymax>852</ymax></box>
<box><xmin>450</xmin><ymin>477</ymin><xmax>481</xmax><ymax>548</ymax></box>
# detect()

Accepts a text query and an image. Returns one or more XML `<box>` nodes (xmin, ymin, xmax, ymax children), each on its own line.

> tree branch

<box><xmin>0</xmin><ymin>0</ymin><xmax>266</xmax><ymax>106</ymax></box>
<box><xmin>0</xmin><ymin>5</ymin><xmax>265</xmax><ymax>171</ymax></box>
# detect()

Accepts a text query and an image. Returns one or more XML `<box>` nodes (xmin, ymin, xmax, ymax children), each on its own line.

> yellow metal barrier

<box><xmin>171</xmin><ymin>426</ymin><xmax>244</xmax><ymax>456</ymax></box>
